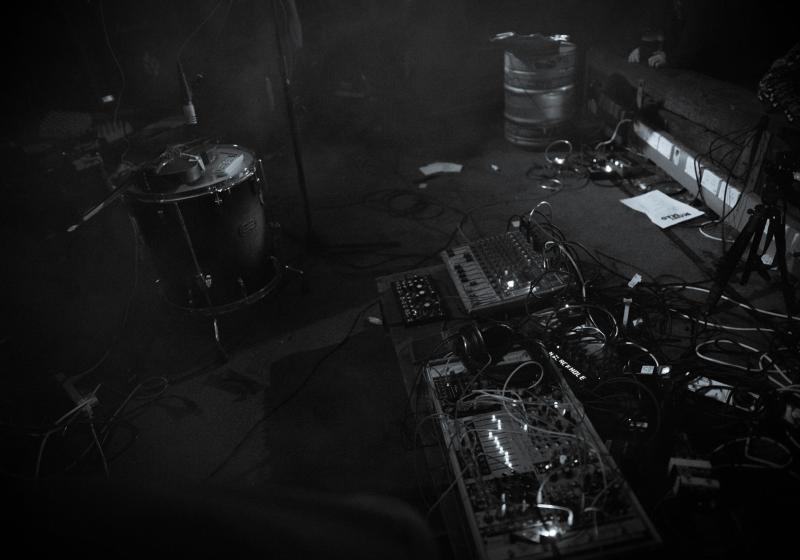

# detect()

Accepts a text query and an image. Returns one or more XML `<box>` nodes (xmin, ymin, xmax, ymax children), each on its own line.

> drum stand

<box><xmin>206</xmin><ymin>260</ymin><xmax>304</xmax><ymax>361</ymax></box>
<box><xmin>211</xmin><ymin>316</ymin><xmax>228</xmax><ymax>360</ymax></box>
<box><xmin>172</xmin><ymin>206</ymin><xmax>301</xmax><ymax>361</ymax></box>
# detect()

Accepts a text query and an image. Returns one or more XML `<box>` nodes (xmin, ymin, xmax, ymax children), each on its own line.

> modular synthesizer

<box><xmin>424</xmin><ymin>347</ymin><xmax>660</xmax><ymax>559</ymax></box>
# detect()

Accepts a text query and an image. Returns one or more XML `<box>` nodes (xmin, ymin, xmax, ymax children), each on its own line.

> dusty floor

<box><xmin>3</xmin><ymin>103</ymin><xmax>797</xmax><ymax>558</ymax></box>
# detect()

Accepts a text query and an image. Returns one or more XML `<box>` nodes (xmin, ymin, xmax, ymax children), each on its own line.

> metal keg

<box><xmin>502</xmin><ymin>35</ymin><xmax>577</xmax><ymax>148</ymax></box>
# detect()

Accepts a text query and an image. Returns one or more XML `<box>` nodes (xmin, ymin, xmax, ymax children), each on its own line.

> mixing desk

<box><xmin>441</xmin><ymin>231</ymin><xmax>569</xmax><ymax>316</ymax></box>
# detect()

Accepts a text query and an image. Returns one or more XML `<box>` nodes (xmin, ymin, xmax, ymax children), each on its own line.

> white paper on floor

<box><xmin>419</xmin><ymin>162</ymin><xmax>463</xmax><ymax>176</ymax></box>
<box><xmin>620</xmin><ymin>189</ymin><xmax>704</xmax><ymax>229</ymax></box>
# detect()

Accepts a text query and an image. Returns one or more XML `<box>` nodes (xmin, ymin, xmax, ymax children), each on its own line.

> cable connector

<box><xmin>782</xmin><ymin>400</ymin><xmax>800</xmax><ymax>428</ymax></box>
<box><xmin>667</xmin><ymin>457</ymin><xmax>719</xmax><ymax>497</ymax></box>
<box><xmin>622</xmin><ymin>297</ymin><xmax>633</xmax><ymax>329</ymax></box>
<box><xmin>626</xmin><ymin>364</ymin><xmax>671</xmax><ymax>376</ymax></box>
<box><xmin>55</xmin><ymin>383</ymin><xmax>101</xmax><ymax>425</ymax></box>
<box><xmin>686</xmin><ymin>376</ymin><xmax>759</xmax><ymax>412</ymax></box>
<box><xmin>76</xmin><ymin>394</ymin><xmax>99</xmax><ymax>419</ymax></box>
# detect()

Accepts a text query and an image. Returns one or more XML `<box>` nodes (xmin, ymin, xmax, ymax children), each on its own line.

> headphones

<box><xmin>456</xmin><ymin>322</ymin><xmax>516</xmax><ymax>366</ymax></box>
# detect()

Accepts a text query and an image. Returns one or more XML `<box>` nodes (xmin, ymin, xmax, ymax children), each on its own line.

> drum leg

<box><xmin>284</xmin><ymin>264</ymin><xmax>308</xmax><ymax>294</ymax></box>
<box><xmin>212</xmin><ymin>317</ymin><xmax>230</xmax><ymax>361</ymax></box>
<box><xmin>173</xmin><ymin>202</ymin><xmax>215</xmax><ymax>308</ymax></box>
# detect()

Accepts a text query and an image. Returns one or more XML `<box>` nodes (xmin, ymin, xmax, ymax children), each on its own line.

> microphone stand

<box><xmin>271</xmin><ymin>0</ymin><xmax>315</xmax><ymax>246</ymax></box>
<box><xmin>269</xmin><ymin>0</ymin><xmax>400</xmax><ymax>254</ymax></box>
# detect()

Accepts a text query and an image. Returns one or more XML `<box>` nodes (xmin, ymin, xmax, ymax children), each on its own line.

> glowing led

<box><xmin>506</xmin><ymin>279</ymin><xmax>516</xmax><ymax>289</ymax></box>
<box><xmin>488</xmin><ymin>431</ymin><xmax>493</xmax><ymax>438</ymax></box>
<box><xmin>491</xmin><ymin>415</ymin><xmax>496</xmax><ymax>422</ymax></box>
<box><xmin>539</xmin><ymin>527</ymin><xmax>559</xmax><ymax>538</ymax></box>
<box><xmin>497</xmin><ymin>419</ymin><xmax>502</xmax><ymax>430</ymax></box>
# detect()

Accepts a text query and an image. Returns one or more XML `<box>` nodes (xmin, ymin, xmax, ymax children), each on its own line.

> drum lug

<box><xmin>204</xmin><ymin>274</ymin><xmax>214</xmax><ymax>288</ymax></box>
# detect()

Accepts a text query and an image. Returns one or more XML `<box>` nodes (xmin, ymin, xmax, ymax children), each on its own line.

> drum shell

<box><xmin>503</xmin><ymin>41</ymin><xmax>577</xmax><ymax>148</ymax></box>
<box><xmin>127</xmin><ymin>174</ymin><xmax>275</xmax><ymax>313</ymax></box>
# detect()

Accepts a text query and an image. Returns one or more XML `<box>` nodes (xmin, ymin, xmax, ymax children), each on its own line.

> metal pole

<box><xmin>271</xmin><ymin>0</ymin><xmax>314</xmax><ymax>242</ymax></box>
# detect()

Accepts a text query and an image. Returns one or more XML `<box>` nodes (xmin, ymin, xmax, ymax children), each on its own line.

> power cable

<box><xmin>207</xmin><ymin>298</ymin><xmax>378</xmax><ymax>478</ymax></box>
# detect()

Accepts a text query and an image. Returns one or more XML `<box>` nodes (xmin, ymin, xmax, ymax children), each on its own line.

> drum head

<box><xmin>130</xmin><ymin>144</ymin><xmax>257</xmax><ymax>203</ymax></box>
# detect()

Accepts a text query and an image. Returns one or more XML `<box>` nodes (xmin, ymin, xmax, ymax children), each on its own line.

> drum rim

<box><xmin>162</xmin><ymin>256</ymin><xmax>284</xmax><ymax>316</ymax></box>
<box><xmin>128</xmin><ymin>143</ymin><xmax>258</xmax><ymax>203</ymax></box>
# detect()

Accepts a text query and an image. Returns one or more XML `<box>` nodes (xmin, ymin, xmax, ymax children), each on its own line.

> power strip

<box><xmin>667</xmin><ymin>457</ymin><xmax>719</xmax><ymax>496</ymax></box>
